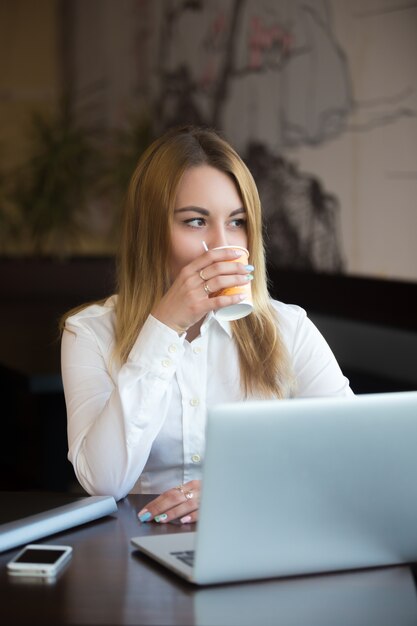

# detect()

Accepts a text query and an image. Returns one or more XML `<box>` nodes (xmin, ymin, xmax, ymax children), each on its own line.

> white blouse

<box><xmin>61</xmin><ymin>296</ymin><xmax>353</xmax><ymax>500</ymax></box>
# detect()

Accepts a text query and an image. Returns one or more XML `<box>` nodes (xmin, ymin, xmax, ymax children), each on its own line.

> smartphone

<box><xmin>7</xmin><ymin>544</ymin><xmax>73</xmax><ymax>578</ymax></box>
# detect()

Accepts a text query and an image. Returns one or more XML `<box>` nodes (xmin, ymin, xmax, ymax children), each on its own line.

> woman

<box><xmin>61</xmin><ymin>125</ymin><xmax>352</xmax><ymax>524</ymax></box>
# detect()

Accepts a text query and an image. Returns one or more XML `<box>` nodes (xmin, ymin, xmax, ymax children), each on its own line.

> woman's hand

<box><xmin>152</xmin><ymin>248</ymin><xmax>253</xmax><ymax>333</ymax></box>
<box><xmin>137</xmin><ymin>480</ymin><xmax>201</xmax><ymax>525</ymax></box>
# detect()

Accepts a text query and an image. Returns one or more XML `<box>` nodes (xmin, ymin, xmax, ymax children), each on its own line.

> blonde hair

<box><xmin>115</xmin><ymin>125</ymin><xmax>293</xmax><ymax>398</ymax></box>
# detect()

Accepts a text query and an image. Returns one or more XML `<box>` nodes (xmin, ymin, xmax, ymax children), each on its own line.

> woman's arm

<box><xmin>289</xmin><ymin>306</ymin><xmax>354</xmax><ymax>397</ymax></box>
<box><xmin>62</xmin><ymin>313</ymin><xmax>186</xmax><ymax>500</ymax></box>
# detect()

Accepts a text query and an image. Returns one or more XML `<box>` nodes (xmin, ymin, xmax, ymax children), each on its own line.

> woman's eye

<box><xmin>230</xmin><ymin>218</ymin><xmax>247</xmax><ymax>228</ymax></box>
<box><xmin>184</xmin><ymin>218</ymin><xmax>206</xmax><ymax>228</ymax></box>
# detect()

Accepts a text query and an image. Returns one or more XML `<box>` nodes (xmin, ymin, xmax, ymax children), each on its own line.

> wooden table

<box><xmin>1</xmin><ymin>494</ymin><xmax>417</xmax><ymax>625</ymax></box>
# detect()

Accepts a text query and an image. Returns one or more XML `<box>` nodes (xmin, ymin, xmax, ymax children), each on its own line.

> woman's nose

<box><xmin>207</xmin><ymin>227</ymin><xmax>229</xmax><ymax>250</ymax></box>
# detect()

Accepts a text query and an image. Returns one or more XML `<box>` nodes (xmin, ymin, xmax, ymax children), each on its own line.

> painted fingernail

<box><xmin>180</xmin><ymin>515</ymin><xmax>192</xmax><ymax>524</ymax></box>
<box><xmin>155</xmin><ymin>513</ymin><xmax>168</xmax><ymax>523</ymax></box>
<box><xmin>138</xmin><ymin>510</ymin><xmax>152</xmax><ymax>523</ymax></box>
<box><xmin>244</xmin><ymin>264</ymin><xmax>254</xmax><ymax>271</ymax></box>
<box><xmin>244</xmin><ymin>274</ymin><xmax>253</xmax><ymax>281</ymax></box>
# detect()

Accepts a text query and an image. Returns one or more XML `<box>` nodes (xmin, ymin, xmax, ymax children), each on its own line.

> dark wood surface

<box><xmin>1</xmin><ymin>256</ymin><xmax>416</xmax><ymax>378</ymax></box>
<box><xmin>1</xmin><ymin>494</ymin><xmax>417</xmax><ymax>626</ymax></box>
<box><xmin>1</xmin><ymin>258</ymin><xmax>416</xmax><ymax>491</ymax></box>
<box><xmin>267</xmin><ymin>265</ymin><xmax>417</xmax><ymax>332</ymax></box>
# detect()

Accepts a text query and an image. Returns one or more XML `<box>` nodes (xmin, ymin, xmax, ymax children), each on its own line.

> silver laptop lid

<box><xmin>193</xmin><ymin>391</ymin><xmax>417</xmax><ymax>584</ymax></box>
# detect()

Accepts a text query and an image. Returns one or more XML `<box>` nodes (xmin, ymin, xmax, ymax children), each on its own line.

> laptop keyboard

<box><xmin>170</xmin><ymin>550</ymin><xmax>195</xmax><ymax>567</ymax></box>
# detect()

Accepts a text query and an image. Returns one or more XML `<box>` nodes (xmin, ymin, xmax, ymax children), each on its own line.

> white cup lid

<box><xmin>214</xmin><ymin>302</ymin><xmax>253</xmax><ymax>321</ymax></box>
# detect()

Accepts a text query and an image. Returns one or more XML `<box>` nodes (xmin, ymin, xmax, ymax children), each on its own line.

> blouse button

<box><xmin>190</xmin><ymin>398</ymin><xmax>200</xmax><ymax>407</ymax></box>
<box><xmin>191</xmin><ymin>454</ymin><xmax>201</xmax><ymax>463</ymax></box>
<box><xmin>168</xmin><ymin>344</ymin><xmax>177</xmax><ymax>353</ymax></box>
<box><xmin>161</xmin><ymin>359</ymin><xmax>172</xmax><ymax>368</ymax></box>
<box><xmin>193</xmin><ymin>346</ymin><xmax>202</xmax><ymax>354</ymax></box>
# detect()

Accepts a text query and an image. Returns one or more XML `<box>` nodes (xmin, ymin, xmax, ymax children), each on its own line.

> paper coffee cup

<box><xmin>212</xmin><ymin>246</ymin><xmax>253</xmax><ymax>321</ymax></box>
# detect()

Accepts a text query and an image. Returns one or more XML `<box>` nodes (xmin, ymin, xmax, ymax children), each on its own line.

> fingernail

<box><xmin>180</xmin><ymin>515</ymin><xmax>192</xmax><ymax>524</ymax></box>
<box><xmin>244</xmin><ymin>264</ymin><xmax>254</xmax><ymax>271</ymax></box>
<box><xmin>244</xmin><ymin>274</ymin><xmax>253</xmax><ymax>281</ymax></box>
<box><xmin>155</xmin><ymin>513</ymin><xmax>168</xmax><ymax>523</ymax></box>
<box><xmin>138</xmin><ymin>510</ymin><xmax>152</xmax><ymax>522</ymax></box>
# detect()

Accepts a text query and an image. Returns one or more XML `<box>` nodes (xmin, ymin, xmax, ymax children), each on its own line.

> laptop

<box><xmin>131</xmin><ymin>390</ymin><xmax>417</xmax><ymax>585</ymax></box>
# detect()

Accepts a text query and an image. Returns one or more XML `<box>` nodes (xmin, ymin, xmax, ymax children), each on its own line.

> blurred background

<box><xmin>1</xmin><ymin>0</ymin><xmax>416</xmax><ymax>492</ymax></box>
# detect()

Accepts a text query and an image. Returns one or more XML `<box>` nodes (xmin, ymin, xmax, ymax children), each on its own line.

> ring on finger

<box><xmin>184</xmin><ymin>490</ymin><xmax>194</xmax><ymax>500</ymax></box>
<box><xmin>204</xmin><ymin>282</ymin><xmax>212</xmax><ymax>295</ymax></box>
<box><xmin>199</xmin><ymin>269</ymin><xmax>207</xmax><ymax>281</ymax></box>
<box><xmin>175</xmin><ymin>484</ymin><xmax>185</xmax><ymax>493</ymax></box>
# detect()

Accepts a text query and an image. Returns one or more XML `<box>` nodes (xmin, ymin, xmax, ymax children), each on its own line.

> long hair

<box><xmin>115</xmin><ymin>125</ymin><xmax>293</xmax><ymax>398</ymax></box>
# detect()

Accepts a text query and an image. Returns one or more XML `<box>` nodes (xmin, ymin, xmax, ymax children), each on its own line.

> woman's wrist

<box><xmin>151</xmin><ymin>308</ymin><xmax>190</xmax><ymax>336</ymax></box>
<box><xmin>151</xmin><ymin>313</ymin><xmax>189</xmax><ymax>336</ymax></box>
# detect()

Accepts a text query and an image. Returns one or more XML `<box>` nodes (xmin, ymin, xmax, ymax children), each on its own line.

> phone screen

<box><xmin>14</xmin><ymin>548</ymin><xmax>68</xmax><ymax>564</ymax></box>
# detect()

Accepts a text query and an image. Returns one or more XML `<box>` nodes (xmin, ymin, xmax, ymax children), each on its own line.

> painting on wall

<box><xmin>144</xmin><ymin>0</ymin><xmax>349</xmax><ymax>273</ymax></box>
<box><xmin>134</xmin><ymin>0</ymin><xmax>416</xmax><ymax>281</ymax></box>
<box><xmin>2</xmin><ymin>0</ymin><xmax>416</xmax><ymax>283</ymax></box>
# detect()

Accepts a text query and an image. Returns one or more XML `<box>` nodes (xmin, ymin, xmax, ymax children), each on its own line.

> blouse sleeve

<box><xmin>287</xmin><ymin>306</ymin><xmax>354</xmax><ymax>398</ymax></box>
<box><xmin>61</xmin><ymin>313</ymin><xmax>186</xmax><ymax>500</ymax></box>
